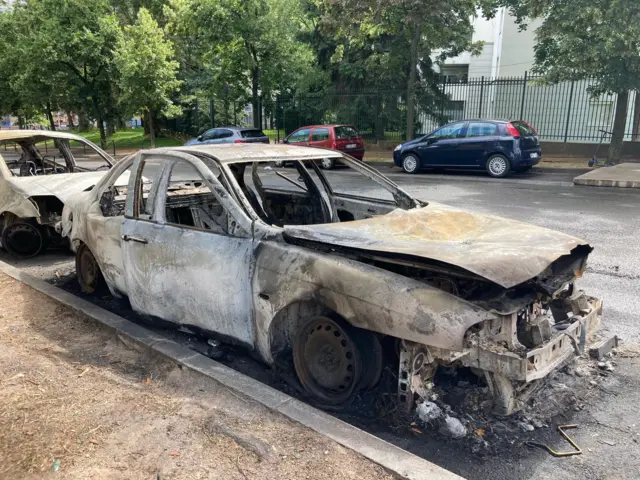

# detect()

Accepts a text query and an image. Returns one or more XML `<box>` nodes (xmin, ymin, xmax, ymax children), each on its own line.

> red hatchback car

<box><xmin>282</xmin><ymin>124</ymin><xmax>365</xmax><ymax>168</ymax></box>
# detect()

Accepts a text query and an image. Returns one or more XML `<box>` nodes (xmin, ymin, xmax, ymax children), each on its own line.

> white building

<box><xmin>430</xmin><ymin>9</ymin><xmax>636</xmax><ymax>143</ymax></box>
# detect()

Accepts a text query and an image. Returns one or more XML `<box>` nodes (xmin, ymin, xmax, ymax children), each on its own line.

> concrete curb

<box><xmin>363</xmin><ymin>161</ymin><xmax>590</xmax><ymax>175</ymax></box>
<box><xmin>0</xmin><ymin>261</ymin><xmax>463</xmax><ymax>480</ymax></box>
<box><xmin>573</xmin><ymin>178</ymin><xmax>640</xmax><ymax>188</ymax></box>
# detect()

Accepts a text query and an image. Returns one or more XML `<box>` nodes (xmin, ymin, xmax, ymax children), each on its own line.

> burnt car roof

<box><xmin>173</xmin><ymin>144</ymin><xmax>343</xmax><ymax>164</ymax></box>
<box><xmin>0</xmin><ymin>130</ymin><xmax>90</xmax><ymax>145</ymax></box>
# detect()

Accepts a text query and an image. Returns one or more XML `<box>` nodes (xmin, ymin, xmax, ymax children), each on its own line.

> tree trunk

<box><xmin>146</xmin><ymin>110</ymin><xmax>156</xmax><ymax>148</ymax></box>
<box><xmin>608</xmin><ymin>90</ymin><xmax>629</xmax><ymax>164</ymax></box>
<box><xmin>631</xmin><ymin>91</ymin><xmax>640</xmax><ymax>142</ymax></box>
<box><xmin>66</xmin><ymin>111</ymin><xmax>75</xmax><ymax>129</ymax></box>
<box><xmin>78</xmin><ymin>111</ymin><xmax>90</xmax><ymax>131</ymax></box>
<box><xmin>18</xmin><ymin>115</ymin><xmax>25</xmax><ymax>129</ymax></box>
<box><xmin>91</xmin><ymin>98</ymin><xmax>107</xmax><ymax>147</ymax></box>
<box><xmin>46</xmin><ymin>102</ymin><xmax>56</xmax><ymax>131</ymax></box>
<box><xmin>405</xmin><ymin>23</ymin><xmax>421</xmax><ymax>141</ymax></box>
<box><xmin>106</xmin><ymin>117</ymin><xmax>115</xmax><ymax>137</ymax></box>
<box><xmin>252</xmin><ymin>66</ymin><xmax>260</xmax><ymax>128</ymax></box>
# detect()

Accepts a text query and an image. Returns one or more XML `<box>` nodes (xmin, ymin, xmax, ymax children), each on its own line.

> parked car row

<box><xmin>187</xmin><ymin>119</ymin><xmax>541</xmax><ymax>177</ymax></box>
<box><xmin>0</xmin><ymin>130</ymin><xmax>601</xmax><ymax>419</ymax></box>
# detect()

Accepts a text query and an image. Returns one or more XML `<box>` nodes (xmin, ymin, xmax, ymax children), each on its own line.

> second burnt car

<box><xmin>0</xmin><ymin>130</ymin><xmax>114</xmax><ymax>258</ymax></box>
<box><xmin>61</xmin><ymin>144</ymin><xmax>602</xmax><ymax>415</ymax></box>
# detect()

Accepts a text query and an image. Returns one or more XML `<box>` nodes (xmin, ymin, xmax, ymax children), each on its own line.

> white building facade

<box><xmin>429</xmin><ymin>9</ymin><xmax>637</xmax><ymax>143</ymax></box>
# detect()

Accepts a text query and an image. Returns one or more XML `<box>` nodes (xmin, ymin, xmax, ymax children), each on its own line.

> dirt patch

<box><xmin>0</xmin><ymin>273</ymin><xmax>395</xmax><ymax>480</ymax></box>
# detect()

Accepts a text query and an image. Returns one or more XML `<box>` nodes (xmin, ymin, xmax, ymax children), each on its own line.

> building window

<box><xmin>440</xmin><ymin>65</ymin><xmax>469</xmax><ymax>84</ymax></box>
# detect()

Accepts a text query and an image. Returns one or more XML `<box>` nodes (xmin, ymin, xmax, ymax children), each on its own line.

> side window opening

<box><xmin>100</xmin><ymin>165</ymin><xmax>134</xmax><ymax>217</ymax></box>
<box><xmin>133</xmin><ymin>158</ymin><xmax>165</xmax><ymax>219</ymax></box>
<box><xmin>164</xmin><ymin>160</ymin><xmax>228</xmax><ymax>235</ymax></box>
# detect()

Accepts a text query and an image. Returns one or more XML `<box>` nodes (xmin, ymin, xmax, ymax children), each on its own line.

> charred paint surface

<box><xmin>284</xmin><ymin>203</ymin><xmax>592</xmax><ymax>289</ymax></box>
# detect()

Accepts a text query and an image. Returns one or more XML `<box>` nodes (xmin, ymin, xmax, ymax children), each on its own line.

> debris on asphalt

<box><xmin>597</xmin><ymin>361</ymin><xmax>615</xmax><ymax>372</ymax></box>
<box><xmin>440</xmin><ymin>416</ymin><xmax>466</xmax><ymax>438</ymax></box>
<box><xmin>51</xmin><ymin>459</ymin><xmax>61</xmax><ymax>472</ymax></box>
<box><xmin>518</xmin><ymin>422</ymin><xmax>535</xmax><ymax>432</ymax></box>
<box><xmin>589</xmin><ymin>335</ymin><xmax>619</xmax><ymax>360</ymax></box>
<box><xmin>600</xmin><ymin>439</ymin><xmax>616</xmax><ymax>446</ymax></box>
<box><xmin>416</xmin><ymin>401</ymin><xmax>443</xmax><ymax>423</ymax></box>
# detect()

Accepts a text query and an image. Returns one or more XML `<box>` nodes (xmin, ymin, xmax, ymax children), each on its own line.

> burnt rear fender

<box><xmin>252</xmin><ymin>241</ymin><xmax>496</xmax><ymax>363</ymax></box>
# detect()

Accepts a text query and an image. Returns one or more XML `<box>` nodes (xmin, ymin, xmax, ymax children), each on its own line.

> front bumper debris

<box><xmin>463</xmin><ymin>295</ymin><xmax>602</xmax><ymax>383</ymax></box>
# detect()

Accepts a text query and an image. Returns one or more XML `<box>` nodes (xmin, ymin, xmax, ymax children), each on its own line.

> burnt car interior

<box><xmin>231</xmin><ymin>159</ymin><xmax>404</xmax><ymax>227</ymax></box>
<box><xmin>0</xmin><ymin>137</ymin><xmax>111</xmax><ymax>176</ymax></box>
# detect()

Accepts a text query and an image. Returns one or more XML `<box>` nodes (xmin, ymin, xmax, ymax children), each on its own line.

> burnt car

<box><xmin>61</xmin><ymin>144</ymin><xmax>602</xmax><ymax>415</ymax></box>
<box><xmin>0</xmin><ymin>130</ymin><xmax>114</xmax><ymax>257</ymax></box>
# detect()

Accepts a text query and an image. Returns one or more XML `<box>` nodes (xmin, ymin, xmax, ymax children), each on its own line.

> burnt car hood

<box><xmin>6</xmin><ymin>172</ymin><xmax>106</xmax><ymax>202</ymax></box>
<box><xmin>283</xmin><ymin>203</ymin><xmax>592</xmax><ymax>289</ymax></box>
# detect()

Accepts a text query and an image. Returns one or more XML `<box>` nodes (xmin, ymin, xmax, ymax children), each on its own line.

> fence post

<box><xmin>439</xmin><ymin>77</ymin><xmax>446</xmax><ymax>125</ymax></box>
<box><xmin>209</xmin><ymin>98</ymin><xmax>215</xmax><ymax>128</ymax></box>
<box><xmin>478</xmin><ymin>76</ymin><xmax>485</xmax><ymax>118</ymax></box>
<box><xmin>563</xmin><ymin>80</ymin><xmax>575</xmax><ymax>143</ymax></box>
<box><xmin>112</xmin><ymin>140</ymin><xmax>116</xmax><ymax>157</ymax></box>
<box><xmin>519</xmin><ymin>71</ymin><xmax>528</xmax><ymax>119</ymax></box>
<box><xmin>275</xmin><ymin>95</ymin><xmax>281</xmax><ymax>143</ymax></box>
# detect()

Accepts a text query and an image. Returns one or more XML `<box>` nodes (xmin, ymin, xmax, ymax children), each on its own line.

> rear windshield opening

<box><xmin>240</xmin><ymin>129</ymin><xmax>267</xmax><ymax>139</ymax></box>
<box><xmin>335</xmin><ymin>126</ymin><xmax>359</xmax><ymax>139</ymax></box>
<box><xmin>512</xmin><ymin>121</ymin><xmax>537</xmax><ymax>136</ymax></box>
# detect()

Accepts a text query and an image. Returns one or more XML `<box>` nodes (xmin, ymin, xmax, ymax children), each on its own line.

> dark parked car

<box><xmin>186</xmin><ymin>127</ymin><xmax>270</xmax><ymax>146</ymax></box>
<box><xmin>281</xmin><ymin>124</ymin><xmax>365</xmax><ymax>168</ymax></box>
<box><xmin>393</xmin><ymin>120</ymin><xmax>541</xmax><ymax>177</ymax></box>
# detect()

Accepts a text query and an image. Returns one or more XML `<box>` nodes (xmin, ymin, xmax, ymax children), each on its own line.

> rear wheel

<box><xmin>1</xmin><ymin>221</ymin><xmax>44</xmax><ymax>258</ymax></box>
<box><xmin>292</xmin><ymin>316</ymin><xmax>363</xmax><ymax>406</ymax></box>
<box><xmin>486</xmin><ymin>154</ymin><xmax>511</xmax><ymax>178</ymax></box>
<box><xmin>76</xmin><ymin>243</ymin><xmax>105</xmax><ymax>294</ymax></box>
<box><xmin>402</xmin><ymin>153</ymin><xmax>420</xmax><ymax>174</ymax></box>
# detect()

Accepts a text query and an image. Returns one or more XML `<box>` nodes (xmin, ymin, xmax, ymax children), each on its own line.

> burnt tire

<box><xmin>75</xmin><ymin>243</ymin><xmax>106</xmax><ymax>294</ymax></box>
<box><xmin>1</xmin><ymin>221</ymin><xmax>44</xmax><ymax>258</ymax></box>
<box><xmin>486</xmin><ymin>154</ymin><xmax>511</xmax><ymax>178</ymax></box>
<box><xmin>352</xmin><ymin>330</ymin><xmax>384</xmax><ymax>390</ymax></box>
<box><xmin>292</xmin><ymin>315</ymin><xmax>363</xmax><ymax>406</ymax></box>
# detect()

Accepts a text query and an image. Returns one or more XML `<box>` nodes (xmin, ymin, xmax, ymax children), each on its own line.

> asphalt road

<box><xmin>2</xmin><ymin>167</ymin><xmax>640</xmax><ymax>479</ymax></box>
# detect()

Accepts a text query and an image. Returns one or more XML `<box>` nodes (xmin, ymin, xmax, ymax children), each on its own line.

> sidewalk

<box><xmin>573</xmin><ymin>162</ymin><xmax>640</xmax><ymax>188</ymax></box>
<box><xmin>0</xmin><ymin>273</ymin><xmax>395</xmax><ymax>480</ymax></box>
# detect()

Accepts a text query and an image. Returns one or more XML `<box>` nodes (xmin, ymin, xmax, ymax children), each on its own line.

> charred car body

<box><xmin>0</xmin><ymin>131</ymin><xmax>113</xmax><ymax>258</ymax></box>
<box><xmin>61</xmin><ymin>144</ymin><xmax>602</xmax><ymax>415</ymax></box>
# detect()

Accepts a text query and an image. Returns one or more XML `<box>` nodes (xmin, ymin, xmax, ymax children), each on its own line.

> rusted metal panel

<box><xmin>284</xmin><ymin>203</ymin><xmax>591</xmax><ymax>289</ymax></box>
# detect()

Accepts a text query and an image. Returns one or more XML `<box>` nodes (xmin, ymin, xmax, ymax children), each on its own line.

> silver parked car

<box><xmin>61</xmin><ymin>144</ymin><xmax>602</xmax><ymax>415</ymax></box>
<box><xmin>185</xmin><ymin>127</ymin><xmax>270</xmax><ymax>146</ymax></box>
<box><xmin>0</xmin><ymin>130</ymin><xmax>114</xmax><ymax>257</ymax></box>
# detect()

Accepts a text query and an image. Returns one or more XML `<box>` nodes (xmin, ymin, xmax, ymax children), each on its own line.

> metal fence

<box><xmin>164</xmin><ymin>74</ymin><xmax>640</xmax><ymax>144</ymax></box>
<box><xmin>274</xmin><ymin>76</ymin><xmax>640</xmax><ymax>144</ymax></box>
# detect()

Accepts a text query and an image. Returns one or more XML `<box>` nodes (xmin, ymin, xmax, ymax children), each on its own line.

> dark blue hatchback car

<box><xmin>393</xmin><ymin>120</ymin><xmax>541</xmax><ymax>177</ymax></box>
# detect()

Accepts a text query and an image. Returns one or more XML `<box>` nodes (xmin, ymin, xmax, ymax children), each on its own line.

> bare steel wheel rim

<box><xmin>2</xmin><ymin>222</ymin><xmax>43</xmax><ymax>258</ymax></box>
<box><xmin>293</xmin><ymin>316</ymin><xmax>362</xmax><ymax>405</ymax></box>
<box><xmin>321</xmin><ymin>158</ymin><xmax>334</xmax><ymax>169</ymax></box>
<box><xmin>403</xmin><ymin>155</ymin><xmax>418</xmax><ymax>172</ymax></box>
<box><xmin>488</xmin><ymin>156</ymin><xmax>508</xmax><ymax>176</ymax></box>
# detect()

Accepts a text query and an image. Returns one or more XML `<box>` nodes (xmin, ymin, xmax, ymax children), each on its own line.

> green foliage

<box><xmin>114</xmin><ymin>8</ymin><xmax>182</xmax><ymax>118</ymax></box>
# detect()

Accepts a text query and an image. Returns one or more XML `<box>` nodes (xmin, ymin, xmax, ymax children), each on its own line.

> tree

<box><xmin>314</xmin><ymin>0</ymin><xmax>482</xmax><ymax>140</ymax></box>
<box><xmin>115</xmin><ymin>8</ymin><xmax>182</xmax><ymax>147</ymax></box>
<box><xmin>494</xmin><ymin>0</ymin><xmax>640</xmax><ymax>163</ymax></box>
<box><xmin>166</xmin><ymin>0</ymin><xmax>314</xmax><ymax>129</ymax></box>
<box><xmin>4</xmin><ymin>0</ymin><xmax>122</xmax><ymax>145</ymax></box>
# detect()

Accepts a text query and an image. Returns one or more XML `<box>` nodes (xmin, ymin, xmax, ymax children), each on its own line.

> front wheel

<box><xmin>486</xmin><ymin>154</ymin><xmax>511</xmax><ymax>178</ymax></box>
<box><xmin>1</xmin><ymin>221</ymin><xmax>44</xmax><ymax>258</ymax></box>
<box><xmin>402</xmin><ymin>153</ymin><xmax>420</xmax><ymax>174</ymax></box>
<box><xmin>292</xmin><ymin>316</ymin><xmax>363</xmax><ymax>406</ymax></box>
<box><xmin>320</xmin><ymin>158</ymin><xmax>335</xmax><ymax>170</ymax></box>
